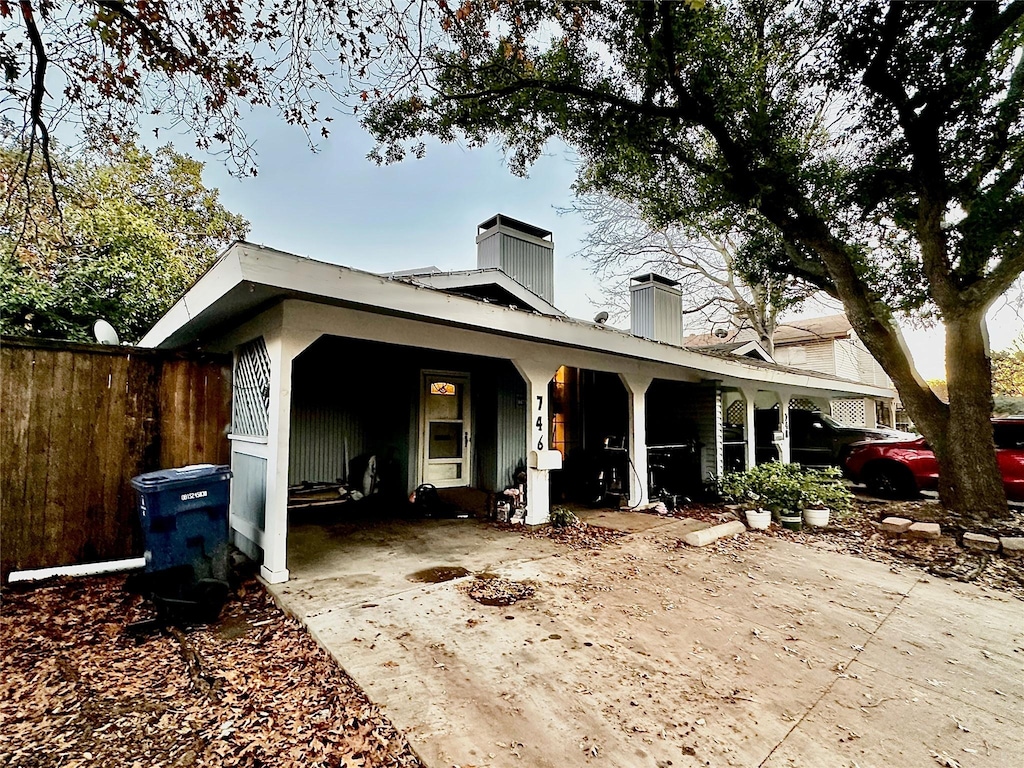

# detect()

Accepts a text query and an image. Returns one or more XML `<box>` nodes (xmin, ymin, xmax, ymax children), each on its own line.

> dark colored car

<box><xmin>755</xmin><ymin>408</ymin><xmax>913</xmax><ymax>467</ymax></box>
<box><xmin>844</xmin><ymin>418</ymin><xmax>1024</xmax><ymax>500</ymax></box>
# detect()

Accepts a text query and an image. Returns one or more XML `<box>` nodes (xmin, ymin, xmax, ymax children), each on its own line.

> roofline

<box><xmin>139</xmin><ymin>243</ymin><xmax>896</xmax><ymax>399</ymax></box>
<box><xmin>395</xmin><ymin>267</ymin><xmax>565</xmax><ymax>317</ymax></box>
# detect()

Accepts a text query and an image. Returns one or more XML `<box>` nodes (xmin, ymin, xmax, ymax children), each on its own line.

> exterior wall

<box><xmin>285</xmin><ymin>336</ymin><xmax>524</xmax><ymax>495</ymax></box>
<box><xmin>698</xmin><ymin>384</ymin><xmax>723</xmax><ymax>481</ymax></box>
<box><xmin>834</xmin><ymin>337</ymin><xmax>861</xmax><ymax>381</ymax></box>
<box><xmin>494</xmin><ymin>365</ymin><xmax>527</xmax><ymax>490</ymax></box>
<box><xmin>230</xmin><ymin>449</ymin><xmax>267</xmax><ymax>561</ymax></box>
<box><xmin>774</xmin><ymin>340</ymin><xmax>836</xmax><ymax>375</ymax></box>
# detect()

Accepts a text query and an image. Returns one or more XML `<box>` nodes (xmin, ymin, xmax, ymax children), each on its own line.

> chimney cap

<box><xmin>478</xmin><ymin>213</ymin><xmax>552</xmax><ymax>241</ymax></box>
<box><xmin>630</xmin><ymin>272</ymin><xmax>680</xmax><ymax>288</ymax></box>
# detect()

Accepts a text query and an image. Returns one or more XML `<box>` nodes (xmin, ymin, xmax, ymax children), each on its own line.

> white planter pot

<box><xmin>744</xmin><ymin>508</ymin><xmax>771</xmax><ymax>530</ymax></box>
<box><xmin>803</xmin><ymin>507</ymin><xmax>831</xmax><ymax>527</ymax></box>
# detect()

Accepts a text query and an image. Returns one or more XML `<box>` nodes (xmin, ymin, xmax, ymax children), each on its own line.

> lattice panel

<box><xmin>790</xmin><ymin>398</ymin><xmax>817</xmax><ymax>412</ymax></box>
<box><xmin>233</xmin><ymin>337</ymin><xmax>270</xmax><ymax>437</ymax></box>
<box><xmin>831</xmin><ymin>398</ymin><xmax>866</xmax><ymax>427</ymax></box>
<box><xmin>725</xmin><ymin>399</ymin><xmax>745</xmax><ymax>425</ymax></box>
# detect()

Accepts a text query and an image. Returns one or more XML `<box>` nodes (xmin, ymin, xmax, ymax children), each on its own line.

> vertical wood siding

<box><xmin>1</xmin><ymin>339</ymin><xmax>231</xmax><ymax>580</ymax></box>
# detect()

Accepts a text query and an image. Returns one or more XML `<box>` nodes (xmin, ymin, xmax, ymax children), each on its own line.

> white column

<box><xmin>620</xmin><ymin>373</ymin><xmax>653</xmax><ymax>507</ymax></box>
<box><xmin>741</xmin><ymin>387</ymin><xmax>758</xmax><ymax>470</ymax></box>
<box><xmin>260</xmin><ymin>327</ymin><xmax>319</xmax><ymax>584</ymax></box>
<box><xmin>775</xmin><ymin>389</ymin><xmax>792</xmax><ymax>464</ymax></box>
<box><xmin>511</xmin><ymin>360</ymin><xmax>561</xmax><ymax>525</ymax></box>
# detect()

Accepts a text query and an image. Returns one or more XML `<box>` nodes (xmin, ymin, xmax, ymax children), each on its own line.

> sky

<box><xmin>196</xmin><ymin>112</ymin><xmax>1022</xmax><ymax>381</ymax></box>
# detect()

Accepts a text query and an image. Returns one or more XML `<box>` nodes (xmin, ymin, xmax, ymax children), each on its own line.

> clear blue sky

<box><xmin>195</xmin><ymin>111</ymin><xmax>1022</xmax><ymax>381</ymax></box>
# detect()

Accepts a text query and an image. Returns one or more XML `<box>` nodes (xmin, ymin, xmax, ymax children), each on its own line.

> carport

<box><xmin>265</xmin><ymin>511</ymin><xmax>1024</xmax><ymax>768</ymax></box>
<box><xmin>140</xmin><ymin>241</ymin><xmax>895</xmax><ymax>583</ymax></box>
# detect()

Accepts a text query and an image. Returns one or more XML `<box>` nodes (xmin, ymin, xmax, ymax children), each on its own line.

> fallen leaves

<box><xmin>0</xmin><ymin>576</ymin><xmax>423</xmax><ymax>767</ymax></box>
<box><xmin>460</xmin><ymin>576</ymin><xmax>535</xmax><ymax>606</ymax></box>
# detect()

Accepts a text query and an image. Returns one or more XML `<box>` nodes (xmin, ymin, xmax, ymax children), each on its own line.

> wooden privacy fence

<box><xmin>1</xmin><ymin>337</ymin><xmax>232</xmax><ymax>581</ymax></box>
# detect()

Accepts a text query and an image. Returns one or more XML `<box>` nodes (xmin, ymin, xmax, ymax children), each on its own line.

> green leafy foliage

<box><xmin>363</xmin><ymin>0</ymin><xmax>1023</xmax><ymax>518</ymax></box>
<box><xmin>548</xmin><ymin>506</ymin><xmax>578</xmax><ymax>529</ymax></box>
<box><xmin>1</xmin><ymin>138</ymin><xmax>248</xmax><ymax>343</ymax></box>
<box><xmin>718</xmin><ymin>462</ymin><xmax>852</xmax><ymax>516</ymax></box>
<box><xmin>992</xmin><ymin>338</ymin><xmax>1024</xmax><ymax>398</ymax></box>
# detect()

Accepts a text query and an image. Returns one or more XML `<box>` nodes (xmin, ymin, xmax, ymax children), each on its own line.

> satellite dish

<box><xmin>594</xmin><ymin>311</ymin><xmax>609</xmax><ymax>325</ymax></box>
<box><xmin>93</xmin><ymin>319</ymin><xmax>119</xmax><ymax>346</ymax></box>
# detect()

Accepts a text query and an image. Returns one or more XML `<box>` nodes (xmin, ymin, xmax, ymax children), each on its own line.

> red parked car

<box><xmin>844</xmin><ymin>418</ymin><xmax>1024</xmax><ymax>501</ymax></box>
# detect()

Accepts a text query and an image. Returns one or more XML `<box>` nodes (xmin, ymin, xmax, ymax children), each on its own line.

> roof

<box><xmin>390</xmin><ymin>268</ymin><xmax>564</xmax><ymax>317</ymax></box>
<box><xmin>139</xmin><ymin>242</ymin><xmax>895</xmax><ymax>399</ymax></box>
<box><xmin>773</xmin><ymin>315</ymin><xmax>853</xmax><ymax>345</ymax></box>
<box><xmin>683</xmin><ymin>315</ymin><xmax>855</xmax><ymax>349</ymax></box>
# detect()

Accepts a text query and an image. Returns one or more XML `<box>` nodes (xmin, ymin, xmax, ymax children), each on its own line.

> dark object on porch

<box><xmin>348</xmin><ymin>453</ymin><xmax>379</xmax><ymax>496</ymax></box>
<box><xmin>648</xmin><ymin>440</ymin><xmax>703</xmax><ymax>504</ymax></box>
<box><xmin>410</xmin><ymin>484</ymin><xmax>447</xmax><ymax>517</ymax></box>
<box><xmin>587</xmin><ymin>436</ymin><xmax>629</xmax><ymax>507</ymax></box>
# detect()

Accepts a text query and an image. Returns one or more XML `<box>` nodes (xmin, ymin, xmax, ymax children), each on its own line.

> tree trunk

<box><xmin>936</xmin><ymin>309</ymin><xmax>1008</xmax><ymax>521</ymax></box>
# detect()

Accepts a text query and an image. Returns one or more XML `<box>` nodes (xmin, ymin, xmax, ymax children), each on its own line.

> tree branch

<box><xmin>19</xmin><ymin>0</ymin><xmax>60</xmax><ymax>218</ymax></box>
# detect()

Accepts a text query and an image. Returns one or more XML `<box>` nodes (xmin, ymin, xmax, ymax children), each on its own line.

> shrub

<box><xmin>718</xmin><ymin>462</ymin><xmax>852</xmax><ymax>516</ymax></box>
<box><xmin>549</xmin><ymin>506</ymin><xmax>578</xmax><ymax>528</ymax></box>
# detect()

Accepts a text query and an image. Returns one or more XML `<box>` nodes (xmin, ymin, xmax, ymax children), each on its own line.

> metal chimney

<box><xmin>476</xmin><ymin>214</ymin><xmax>555</xmax><ymax>304</ymax></box>
<box><xmin>630</xmin><ymin>273</ymin><xmax>682</xmax><ymax>345</ymax></box>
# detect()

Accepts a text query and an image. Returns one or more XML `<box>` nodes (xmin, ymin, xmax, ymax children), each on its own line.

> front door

<box><xmin>420</xmin><ymin>372</ymin><xmax>471</xmax><ymax>487</ymax></box>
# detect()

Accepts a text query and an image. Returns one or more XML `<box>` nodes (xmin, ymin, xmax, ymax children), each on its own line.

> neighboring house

<box><xmin>140</xmin><ymin>215</ymin><xmax>893</xmax><ymax>583</ymax></box>
<box><xmin>685</xmin><ymin>315</ymin><xmax>900</xmax><ymax>429</ymax></box>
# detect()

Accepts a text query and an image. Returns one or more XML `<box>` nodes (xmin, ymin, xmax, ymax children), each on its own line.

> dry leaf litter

<box><xmin>0</xmin><ymin>576</ymin><xmax>424</xmax><ymax>768</ymax></box>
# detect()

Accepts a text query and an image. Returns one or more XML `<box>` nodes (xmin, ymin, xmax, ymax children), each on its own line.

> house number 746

<box><xmin>535</xmin><ymin>395</ymin><xmax>544</xmax><ymax>450</ymax></box>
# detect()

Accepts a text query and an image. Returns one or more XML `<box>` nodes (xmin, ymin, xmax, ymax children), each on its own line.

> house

<box><xmin>685</xmin><ymin>315</ymin><xmax>899</xmax><ymax>429</ymax></box>
<box><xmin>139</xmin><ymin>215</ymin><xmax>894</xmax><ymax>583</ymax></box>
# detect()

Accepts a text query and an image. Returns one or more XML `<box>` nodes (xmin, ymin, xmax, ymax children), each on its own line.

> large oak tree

<box><xmin>362</xmin><ymin>0</ymin><xmax>1023</xmax><ymax>520</ymax></box>
<box><xmin>5</xmin><ymin>1</ymin><xmax>1021</xmax><ymax>519</ymax></box>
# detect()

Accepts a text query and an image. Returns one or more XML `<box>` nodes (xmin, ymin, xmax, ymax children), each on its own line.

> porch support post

<box><xmin>774</xmin><ymin>389</ymin><xmax>793</xmax><ymax>464</ymax></box>
<box><xmin>261</xmin><ymin>325</ymin><xmax>319</xmax><ymax>584</ymax></box>
<box><xmin>511</xmin><ymin>360</ymin><xmax>561</xmax><ymax>525</ymax></box>
<box><xmin>889</xmin><ymin>400</ymin><xmax>897</xmax><ymax>429</ymax></box>
<box><xmin>619</xmin><ymin>373</ymin><xmax>653</xmax><ymax>507</ymax></box>
<box><xmin>740</xmin><ymin>387</ymin><xmax>758</xmax><ymax>470</ymax></box>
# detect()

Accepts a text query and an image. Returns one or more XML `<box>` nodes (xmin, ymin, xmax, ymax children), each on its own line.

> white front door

<box><xmin>420</xmin><ymin>372</ymin><xmax>471</xmax><ymax>487</ymax></box>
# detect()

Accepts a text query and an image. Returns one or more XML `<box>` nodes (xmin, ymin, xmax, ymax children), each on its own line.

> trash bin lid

<box><xmin>131</xmin><ymin>464</ymin><xmax>232</xmax><ymax>491</ymax></box>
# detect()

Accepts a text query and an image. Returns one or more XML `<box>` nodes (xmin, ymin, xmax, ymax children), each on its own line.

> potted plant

<box><xmin>719</xmin><ymin>462</ymin><xmax>853</xmax><ymax>532</ymax></box>
<box><xmin>718</xmin><ymin>463</ymin><xmax>803</xmax><ymax>530</ymax></box>
<box><xmin>744</xmin><ymin>505</ymin><xmax>772</xmax><ymax>530</ymax></box>
<box><xmin>799</xmin><ymin>466</ymin><xmax>853</xmax><ymax>527</ymax></box>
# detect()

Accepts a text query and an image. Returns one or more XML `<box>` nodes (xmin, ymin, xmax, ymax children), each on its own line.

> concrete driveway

<box><xmin>267</xmin><ymin>513</ymin><xmax>1023</xmax><ymax>768</ymax></box>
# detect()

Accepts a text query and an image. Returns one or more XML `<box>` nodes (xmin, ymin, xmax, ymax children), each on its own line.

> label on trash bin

<box><xmin>180</xmin><ymin>490</ymin><xmax>209</xmax><ymax>501</ymax></box>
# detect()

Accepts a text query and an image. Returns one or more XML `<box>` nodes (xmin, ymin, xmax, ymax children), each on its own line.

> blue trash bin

<box><xmin>130</xmin><ymin>464</ymin><xmax>232</xmax><ymax>575</ymax></box>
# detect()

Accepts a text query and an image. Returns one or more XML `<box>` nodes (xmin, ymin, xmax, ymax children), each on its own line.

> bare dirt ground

<box><xmin>273</xmin><ymin>507</ymin><xmax>1024</xmax><ymax>768</ymax></box>
<box><xmin>3</xmin><ymin>498</ymin><xmax>1022</xmax><ymax>768</ymax></box>
<box><xmin>667</xmin><ymin>497</ymin><xmax>1024</xmax><ymax>601</ymax></box>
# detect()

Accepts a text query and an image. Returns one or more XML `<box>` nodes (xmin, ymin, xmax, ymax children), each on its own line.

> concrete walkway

<box><xmin>267</xmin><ymin>514</ymin><xmax>1023</xmax><ymax>767</ymax></box>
